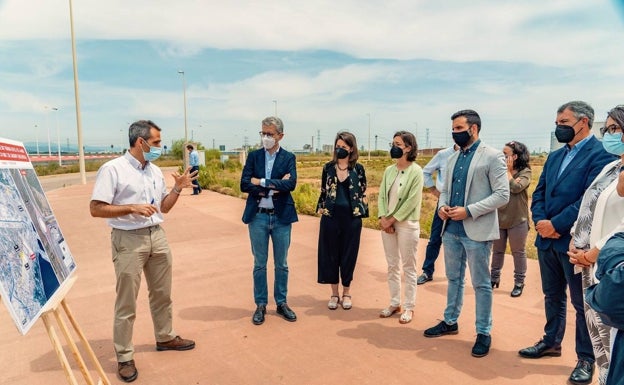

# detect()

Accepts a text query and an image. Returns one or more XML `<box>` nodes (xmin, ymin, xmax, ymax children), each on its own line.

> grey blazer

<box><xmin>439</xmin><ymin>141</ymin><xmax>509</xmax><ymax>241</ymax></box>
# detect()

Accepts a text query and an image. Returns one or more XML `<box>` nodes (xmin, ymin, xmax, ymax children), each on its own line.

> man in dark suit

<box><xmin>241</xmin><ymin>116</ymin><xmax>298</xmax><ymax>326</ymax></box>
<box><xmin>519</xmin><ymin>101</ymin><xmax>617</xmax><ymax>385</ymax></box>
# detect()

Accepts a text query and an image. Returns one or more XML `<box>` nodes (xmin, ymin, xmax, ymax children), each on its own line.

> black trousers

<box><xmin>317</xmin><ymin>206</ymin><xmax>362</xmax><ymax>287</ymax></box>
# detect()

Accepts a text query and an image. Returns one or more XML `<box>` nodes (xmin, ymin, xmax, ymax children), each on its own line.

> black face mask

<box><xmin>452</xmin><ymin>130</ymin><xmax>471</xmax><ymax>147</ymax></box>
<box><xmin>555</xmin><ymin>124</ymin><xmax>578</xmax><ymax>143</ymax></box>
<box><xmin>335</xmin><ymin>147</ymin><xmax>349</xmax><ymax>159</ymax></box>
<box><xmin>390</xmin><ymin>146</ymin><xmax>404</xmax><ymax>159</ymax></box>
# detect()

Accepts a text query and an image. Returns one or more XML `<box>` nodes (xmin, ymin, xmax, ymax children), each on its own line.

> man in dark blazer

<box><xmin>519</xmin><ymin>101</ymin><xmax>617</xmax><ymax>385</ymax></box>
<box><xmin>240</xmin><ymin>116</ymin><xmax>298</xmax><ymax>326</ymax></box>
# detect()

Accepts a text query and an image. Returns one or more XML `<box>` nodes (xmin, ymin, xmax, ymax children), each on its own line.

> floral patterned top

<box><xmin>316</xmin><ymin>162</ymin><xmax>368</xmax><ymax>218</ymax></box>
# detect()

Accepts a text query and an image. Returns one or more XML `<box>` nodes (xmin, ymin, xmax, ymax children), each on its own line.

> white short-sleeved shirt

<box><xmin>91</xmin><ymin>151</ymin><xmax>168</xmax><ymax>230</ymax></box>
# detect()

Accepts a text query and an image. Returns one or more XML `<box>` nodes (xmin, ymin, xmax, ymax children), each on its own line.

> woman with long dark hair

<box><xmin>490</xmin><ymin>141</ymin><xmax>532</xmax><ymax>297</ymax></box>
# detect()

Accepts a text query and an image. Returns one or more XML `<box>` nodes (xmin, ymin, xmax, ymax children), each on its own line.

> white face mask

<box><xmin>262</xmin><ymin>136</ymin><xmax>276</xmax><ymax>150</ymax></box>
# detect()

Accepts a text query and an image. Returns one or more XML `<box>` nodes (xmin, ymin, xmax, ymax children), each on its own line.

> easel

<box><xmin>40</xmin><ymin>276</ymin><xmax>111</xmax><ymax>385</ymax></box>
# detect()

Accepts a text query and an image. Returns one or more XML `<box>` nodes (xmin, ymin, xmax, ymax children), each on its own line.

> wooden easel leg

<box><xmin>53</xmin><ymin>306</ymin><xmax>96</xmax><ymax>385</ymax></box>
<box><xmin>42</xmin><ymin>312</ymin><xmax>80</xmax><ymax>385</ymax></box>
<box><xmin>61</xmin><ymin>299</ymin><xmax>111</xmax><ymax>385</ymax></box>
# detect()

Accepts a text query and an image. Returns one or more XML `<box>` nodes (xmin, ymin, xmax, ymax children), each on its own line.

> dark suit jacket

<box><xmin>531</xmin><ymin>136</ymin><xmax>617</xmax><ymax>252</ymax></box>
<box><xmin>240</xmin><ymin>147</ymin><xmax>298</xmax><ymax>225</ymax></box>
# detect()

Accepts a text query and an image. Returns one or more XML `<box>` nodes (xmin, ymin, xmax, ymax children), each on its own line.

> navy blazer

<box><xmin>240</xmin><ymin>147</ymin><xmax>298</xmax><ymax>225</ymax></box>
<box><xmin>531</xmin><ymin>136</ymin><xmax>617</xmax><ymax>252</ymax></box>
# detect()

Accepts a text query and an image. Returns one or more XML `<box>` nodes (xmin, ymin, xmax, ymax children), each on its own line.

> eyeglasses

<box><xmin>259</xmin><ymin>131</ymin><xmax>279</xmax><ymax>138</ymax></box>
<box><xmin>600</xmin><ymin>124</ymin><xmax>623</xmax><ymax>135</ymax></box>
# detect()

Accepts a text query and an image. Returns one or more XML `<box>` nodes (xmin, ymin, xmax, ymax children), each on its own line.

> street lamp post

<box><xmin>34</xmin><ymin>124</ymin><xmax>40</xmax><ymax>156</ymax></box>
<box><xmin>52</xmin><ymin>107</ymin><xmax>61</xmax><ymax>166</ymax></box>
<box><xmin>44</xmin><ymin>106</ymin><xmax>52</xmax><ymax>157</ymax></box>
<box><xmin>273</xmin><ymin>100</ymin><xmax>277</xmax><ymax>116</ymax></box>
<box><xmin>178</xmin><ymin>70</ymin><xmax>189</xmax><ymax>167</ymax></box>
<box><xmin>367</xmin><ymin>113</ymin><xmax>371</xmax><ymax>161</ymax></box>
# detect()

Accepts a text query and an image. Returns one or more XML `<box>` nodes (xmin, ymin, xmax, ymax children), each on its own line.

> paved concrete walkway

<box><xmin>0</xmin><ymin>173</ymin><xmax>584</xmax><ymax>385</ymax></box>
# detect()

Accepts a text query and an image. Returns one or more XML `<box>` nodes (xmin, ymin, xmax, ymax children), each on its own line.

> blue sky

<box><xmin>1</xmin><ymin>0</ymin><xmax>623</xmax><ymax>153</ymax></box>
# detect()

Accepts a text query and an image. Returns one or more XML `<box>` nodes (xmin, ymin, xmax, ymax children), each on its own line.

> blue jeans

<box><xmin>442</xmin><ymin>231</ymin><xmax>493</xmax><ymax>335</ymax></box>
<box><xmin>421</xmin><ymin>207</ymin><xmax>443</xmax><ymax>277</ymax></box>
<box><xmin>537</xmin><ymin>245</ymin><xmax>594</xmax><ymax>362</ymax></box>
<box><xmin>248</xmin><ymin>212</ymin><xmax>291</xmax><ymax>306</ymax></box>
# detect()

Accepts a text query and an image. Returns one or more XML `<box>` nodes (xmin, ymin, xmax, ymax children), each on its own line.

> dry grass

<box><xmin>205</xmin><ymin>152</ymin><xmax>547</xmax><ymax>259</ymax></box>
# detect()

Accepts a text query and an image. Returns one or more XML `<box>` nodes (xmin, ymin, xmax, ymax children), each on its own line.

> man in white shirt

<box><xmin>417</xmin><ymin>144</ymin><xmax>457</xmax><ymax>285</ymax></box>
<box><xmin>90</xmin><ymin>120</ymin><xmax>197</xmax><ymax>383</ymax></box>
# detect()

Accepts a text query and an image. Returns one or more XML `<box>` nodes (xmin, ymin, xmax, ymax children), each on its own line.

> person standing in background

<box><xmin>316</xmin><ymin>131</ymin><xmax>368</xmax><ymax>310</ymax></box>
<box><xmin>417</xmin><ymin>144</ymin><xmax>457</xmax><ymax>285</ymax></box>
<box><xmin>378</xmin><ymin>131</ymin><xmax>423</xmax><ymax>325</ymax></box>
<box><xmin>490</xmin><ymin>141</ymin><xmax>532</xmax><ymax>297</ymax></box>
<box><xmin>186</xmin><ymin>144</ymin><xmax>201</xmax><ymax>195</ymax></box>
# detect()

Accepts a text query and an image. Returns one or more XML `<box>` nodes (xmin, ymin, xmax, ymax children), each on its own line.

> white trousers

<box><xmin>381</xmin><ymin>220</ymin><xmax>420</xmax><ymax>311</ymax></box>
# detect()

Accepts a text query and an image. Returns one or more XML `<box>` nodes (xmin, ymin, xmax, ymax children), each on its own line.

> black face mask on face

<box><xmin>555</xmin><ymin>122</ymin><xmax>581</xmax><ymax>143</ymax></box>
<box><xmin>452</xmin><ymin>129</ymin><xmax>472</xmax><ymax>147</ymax></box>
<box><xmin>335</xmin><ymin>147</ymin><xmax>349</xmax><ymax>159</ymax></box>
<box><xmin>390</xmin><ymin>146</ymin><xmax>404</xmax><ymax>159</ymax></box>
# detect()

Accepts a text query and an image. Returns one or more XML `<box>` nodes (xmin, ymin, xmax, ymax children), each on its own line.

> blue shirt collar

<box><xmin>566</xmin><ymin>134</ymin><xmax>593</xmax><ymax>152</ymax></box>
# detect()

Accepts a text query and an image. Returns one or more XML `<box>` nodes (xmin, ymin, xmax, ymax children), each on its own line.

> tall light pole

<box><xmin>367</xmin><ymin>113</ymin><xmax>371</xmax><ymax>161</ymax></box>
<box><xmin>52</xmin><ymin>107</ymin><xmax>61</xmax><ymax>166</ymax></box>
<box><xmin>34</xmin><ymin>124</ymin><xmax>40</xmax><ymax>156</ymax></box>
<box><xmin>178</xmin><ymin>70</ymin><xmax>189</xmax><ymax>167</ymax></box>
<box><xmin>69</xmin><ymin>0</ymin><xmax>86</xmax><ymax>184</ymax></box>
<box><xmin>120</xmin><ymin>128</ymin><xmax>125</xmax><ymax>153</ymax></box>
<box><xmin>44</xmin><ymin>106</ymin><xmax>52</xmax><ymax>157</ymax></box>
<box><xmin>273</xmin><ymin>100</ymin><xmax>277</xmax><ymax>116</ymax></box>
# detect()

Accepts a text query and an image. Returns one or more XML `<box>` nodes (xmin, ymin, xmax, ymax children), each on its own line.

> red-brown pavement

<box><xmin>0</xmin><ymin>172</ymin><xmax>585</xmax><ymax>385</ymax></box>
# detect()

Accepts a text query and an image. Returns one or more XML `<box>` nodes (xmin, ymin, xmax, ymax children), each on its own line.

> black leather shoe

<box><xmin>423</xmin><ymin>321</ymin><xmax>458</xmax><ymax>338</ymax></box>
<box><xmin>518</xmin><ymin>340</ymin><xmax>561</xmax><ymax>358</ymax></box>
<box><xmin>510</xmin><ymin>283</ymin><xmax>524</xmax><ymax>297</ymax></box>
<box><xmin>252</xmin><ymin>305</ymin><xmax>266</xmax><ymax>325</ymax></box>
<box><xmin>569</xmin><ymin>360</ymin><xmax>593</xmax><ymax>385</ymax></box>
<box><xmin>276</xmin><ymin>303</ymin><xmax>297</xmax><ymax>322</ymax></box>
<box><xmin>471</xmin><ymin>334</ymin><xmax>491</xmax><ymax>358</ymax></box>
<box><xmin>417</xmin><ymin>273</ymin><xmax>432</xmax><ymax>285</ymax></box>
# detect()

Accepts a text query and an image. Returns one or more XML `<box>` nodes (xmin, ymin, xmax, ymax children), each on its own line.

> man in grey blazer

<box><xmin>423</xmin><ymin>109</ymin><xmax>509</xmax><ymax>358</ymax></box>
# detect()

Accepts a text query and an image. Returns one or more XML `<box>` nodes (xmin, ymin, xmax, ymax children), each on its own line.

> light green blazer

<box><xmin>378</xmin><ymin>162</ymin><xmax>423</xmax><ymax>222</ymax></box>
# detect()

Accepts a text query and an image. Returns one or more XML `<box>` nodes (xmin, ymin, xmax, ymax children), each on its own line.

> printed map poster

<box><xmin>0</xmin><ymin>138</ymin><xmax>76</xmax><ymax>334</ymax></box>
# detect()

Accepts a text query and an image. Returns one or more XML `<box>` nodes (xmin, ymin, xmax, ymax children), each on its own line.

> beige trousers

<box><xmin>381</xmin><ymin>220</ymin><xmax>420</xmax><ymax>311</ymax></box>
<box><xmin>111</xmin><ymin>225</ymin><xmax>176</xmax><ymax>362</ymax></box>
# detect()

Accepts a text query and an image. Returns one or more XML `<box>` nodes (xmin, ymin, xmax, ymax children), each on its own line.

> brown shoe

<box><xmin>156</xmin><ymin>336</ymin><xmax>196</xmax><ymax>351</ymax></box>
<box><xmin>117</xmin><ymin>360</ymin><xmax>138</xmax><ymax>382</ymax></box>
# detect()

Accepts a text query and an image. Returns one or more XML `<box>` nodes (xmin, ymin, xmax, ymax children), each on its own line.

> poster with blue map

<box><xmin>0</xmin><ymin>138</ymin><xmax>76</xmax><ymax>334</ymax></box>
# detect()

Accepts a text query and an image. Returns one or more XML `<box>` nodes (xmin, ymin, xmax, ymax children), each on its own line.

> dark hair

<box><xmin>186</xmin><ymin>144</ymin><xmax>194</xmax><ymax>150</ymax></box>
<box><xmin>451</xmin><ymin>109</ymin><xmax>481</xmax><ymax>132</ymax></box>
<box><xmin>505</xmin><ymin>141</ymin><xmax>530</xmax><ymax>170</ymax></box>
<box><xmin>393</xmin><ymin>131</ymin><xmax>418</xmax><ymax>162</ymax></box>
<box><xmin>557</xmin><ymin>101</ymin><xmax>594</xmax><ymax>129</ymax></box>
<box><xmin>332</xmin><ymin>131</ymin><xmax>359</xmax><ymax>168</ymax></box>
<box><xmin>128</xmin><ymin>120</ymin><xmax>161</xmax><ymax>147</ymax></box>
<box><xmin>603</xmin><ymin>105</ymin><xmax>624</xmax><ymax>135</ymax></box>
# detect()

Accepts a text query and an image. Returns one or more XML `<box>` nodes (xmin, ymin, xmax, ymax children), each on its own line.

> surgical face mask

<box><xmin>262</xmin><ymin>136</ymin><xmax>276</xmax><ymax>150</ymax></box>
<box><xmin>390</xmin><ymin>146</ymin><xmax>404</xmax><ymax>159</ymax></box>
<box><xmin>555</xmin><ymin>120</ymin><xmax>581</xmax><ymax>143</ymax></box>
<box><xmin>141</xmin><ymin>139</ymin><xmax>162</xmax><ymax>162</ymax></box>
<box><xmin>335</xmin><ymin>147</ymin><xmax>349</xmax><ymax>159</ymax></box>
<box><xmin>602</xmin><ymin>132</ymin><xmax>624</xmax><ymax>155</ymax></box>
<box><xmin>452</xmin><ymin>129</ymin><xmax>471</xmax><ymax>147</ymax></box>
